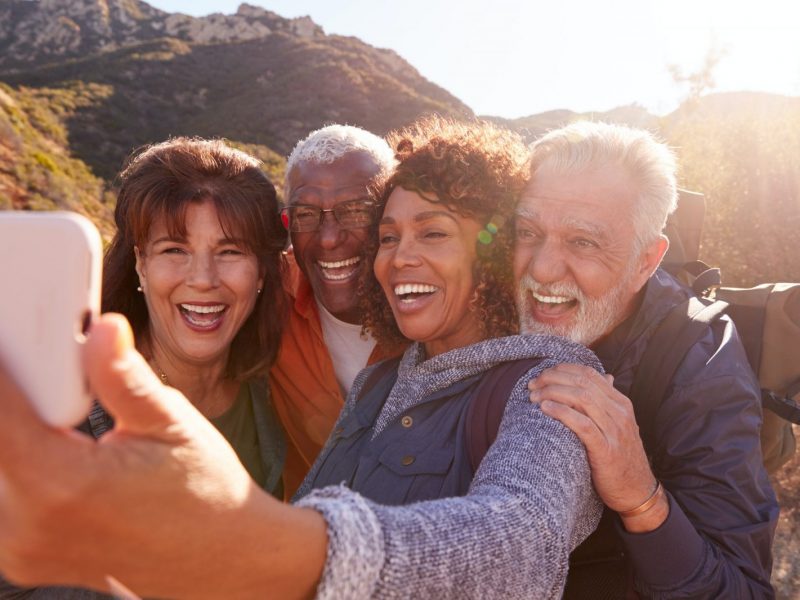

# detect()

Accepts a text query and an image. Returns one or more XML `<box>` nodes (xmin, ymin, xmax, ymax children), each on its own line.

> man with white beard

<box><xmin>514</xmin><ymin>121</ymin><xmax>778</xmax><ymax>599</ymax></box>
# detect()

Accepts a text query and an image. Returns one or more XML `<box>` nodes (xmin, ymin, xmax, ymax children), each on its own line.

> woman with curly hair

<box><xmin>358</xmin><ymin>116</ymin><xmax>521</xmax><ymax>350</ymax></box>
<box><xmin>293</xmin><ymin>116</ymin><xmax>604</xmax><ymax>597</ymax></box>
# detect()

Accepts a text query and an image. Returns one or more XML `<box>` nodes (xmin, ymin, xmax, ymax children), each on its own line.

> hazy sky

<box><xmin>147</xmin><ymin>0</ymin><xmax>800</xmax><ymax>119</ymax></box>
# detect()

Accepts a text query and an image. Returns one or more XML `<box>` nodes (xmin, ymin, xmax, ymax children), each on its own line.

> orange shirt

<box><xmin>269</xmin><ymin>259</ymin><xmax>389</xmax><ymax>498</ymax></box>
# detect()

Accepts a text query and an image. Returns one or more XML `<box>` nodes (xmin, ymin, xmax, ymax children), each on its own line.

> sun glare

<box><xmin>654</xmin><ymin>0</ymin><xmax>800</xmax><ymax>100</ymax></box>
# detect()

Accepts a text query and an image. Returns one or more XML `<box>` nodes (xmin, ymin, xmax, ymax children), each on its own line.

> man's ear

<box><xmin>631</xmin><ymin>235</ymin><xmax>669</xmax><ymax>291</ymax></box>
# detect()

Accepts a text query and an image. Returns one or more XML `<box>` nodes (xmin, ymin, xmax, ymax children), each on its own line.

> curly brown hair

<box><xmin>359</xmin><ymin>116</ymin><xmax>530</xmax><ymax>349</ymax></box>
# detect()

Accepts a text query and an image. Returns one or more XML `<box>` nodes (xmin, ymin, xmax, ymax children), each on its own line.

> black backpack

<box><xmin>631</xmin><ymin>267</ymin><xmax>800</xmax><ymax>472</ymax></box>
<box><xmin>650</xmin><ymin>189</ymin><xmax>800</xmax><ymax>472</ymax></box>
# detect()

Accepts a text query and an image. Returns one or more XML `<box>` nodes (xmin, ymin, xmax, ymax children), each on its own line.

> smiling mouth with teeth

<box><xmin>318</xmin><ymin>256</ymin><xmax>361</xmax><ymax>281</ymax></box>
<box><xmin>179</xmin><ymin>303</ymin><xmax>227</xmax><ymax>328</ymax></box>
<box><xmin>531</xmin><ymin>291</ymin><xmax>578</xmax><ymax>307</ymax></box>
<box><xmin>394</xmin><ymin>283</ymin><xmax>439</xmax><ymax>303</ymax></box>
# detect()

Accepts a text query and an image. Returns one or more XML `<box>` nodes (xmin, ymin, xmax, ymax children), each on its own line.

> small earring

<box><xmin>257</xmin><ymin>288</ymin><xmax>262</xmax><ymax>295</ymax></box>
<box><xmin>137</xmin><ymin>285</ymin><xmax>143</xmax><ymax>292</ymax></box>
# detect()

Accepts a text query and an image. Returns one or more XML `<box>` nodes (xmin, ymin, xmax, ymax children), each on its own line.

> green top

<box><xmin>208</xmin><ymin>380</ymin><xmax>285</xmax><ymax>499</ymax></box>
<box><xmin>211</xmin><ymin>383</ymin><xmax>266</xmax><ymax>486</ymax></box>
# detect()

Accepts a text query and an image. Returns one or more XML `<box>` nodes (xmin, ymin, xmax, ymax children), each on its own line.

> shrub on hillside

<box><xmin>663</xmin><ymin>94</ymin><xmax>800</xmax><ymax>285</ymax></box>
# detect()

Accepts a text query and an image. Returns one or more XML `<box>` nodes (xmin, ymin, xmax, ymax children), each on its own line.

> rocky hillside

<box><xmin>0</xmin><ymin>0</ymin><xmax>320</xmax><ymax>70</ymax></box>
<box><xmin>0</xmin><ymin>0</ymin><xmax>471</xmax><ymax>181</ymax></box>
<box><xmin>0</xmin><ymin>82</ymin><xmax>114</xmax><ymax>235</ymax></box>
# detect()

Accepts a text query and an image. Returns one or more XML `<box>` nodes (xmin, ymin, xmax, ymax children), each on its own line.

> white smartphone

<box><xmin>0</xmin><ymin>211</ymin><xmax>102</xmax><ymax>427</ymax></box>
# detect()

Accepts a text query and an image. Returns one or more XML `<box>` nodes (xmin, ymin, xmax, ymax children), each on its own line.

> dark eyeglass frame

<box><xmin>280</xmin><ymin>198</ymin><xmax>379</xmax><ymax>233</ymax></box>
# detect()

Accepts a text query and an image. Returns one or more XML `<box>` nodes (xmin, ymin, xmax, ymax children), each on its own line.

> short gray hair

<box><xmin>529</xmin><ymin>121</ymin><xmax>677</xmax><ymax>252</ymax></box>
<box><xmin>285</xmin><ymin>124</ymin><xmax>396</xmax><ymax>196</ymax></box>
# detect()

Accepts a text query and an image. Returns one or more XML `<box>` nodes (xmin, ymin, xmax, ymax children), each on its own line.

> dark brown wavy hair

<box><xmin>102</xmin><ymin>137</ymin><xmax>288</xmax><ymax>380</ymax></box>
<box><xmin>359</xmin><ymin>116</ymin><xmax>529</xmax><ymax>349</ymax></box>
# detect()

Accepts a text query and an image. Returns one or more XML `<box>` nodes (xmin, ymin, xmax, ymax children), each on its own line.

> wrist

<box><xmin>618</xmin><ymin>482</ymin><xmax>670</xmax><ymax>533</ymax></box>
<box><xmin>618</xmin><ymin>481</ymin><xmax>663</xmax><ymax>518</ymax></box>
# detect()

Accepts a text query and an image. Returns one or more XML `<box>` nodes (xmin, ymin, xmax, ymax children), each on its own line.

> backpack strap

<box><xmin>668</xmin><ymin>260</ymin><xmax>723</xmax><ymax>296</ymax></box>
<box><xmin>762</xmin><ymin>384</ymin><xmax>800</xmax><ymax>424</ymax></box>
<box><xmin>465</xmin><ymin>358</ymin><xmax>543</xmax><ymax>473</ymax></box>
<box><xmin>630</xmin><ymin>296</ymin><xmax>729</xmax><ymax>455</ymax></box>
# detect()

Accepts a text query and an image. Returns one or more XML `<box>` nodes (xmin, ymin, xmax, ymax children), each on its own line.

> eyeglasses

<box><xmin>281</xmin><ymin>199</ymin><xmax>378</xmax><ymax>233</ymax></box>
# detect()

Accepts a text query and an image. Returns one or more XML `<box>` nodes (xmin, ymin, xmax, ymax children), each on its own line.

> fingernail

<box><xmin>529</xmin><ymin>389</ymin><xmax>540</xmax><ymax>403</ymax></box>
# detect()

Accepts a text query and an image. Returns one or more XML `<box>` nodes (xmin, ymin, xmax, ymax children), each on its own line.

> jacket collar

<box><xmin>593</xmin><ymin>268</ymin><xmax>691</xmax><ymax>376</ymax></box>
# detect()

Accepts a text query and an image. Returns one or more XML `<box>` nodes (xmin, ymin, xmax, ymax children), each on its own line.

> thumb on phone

<box><xmin>83</xmin><ymin>313</ymin><xmax>196</xmax><ymax>437</ymax></box>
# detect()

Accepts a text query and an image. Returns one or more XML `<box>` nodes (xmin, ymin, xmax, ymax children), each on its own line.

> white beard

<box><xmin>516</xmin><ymin>268</ymin><xmax>636</xmax><ymax>345</ymax></box>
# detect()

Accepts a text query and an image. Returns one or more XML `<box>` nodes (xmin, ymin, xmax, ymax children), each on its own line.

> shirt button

<box><xmin>401</xmin><ymin>416</ymin><xmax>413</xmax><ymax>428</ymax></box>
<box><xmin>401</xmin><ymin>455</ymin><xmax>415</xmax><ymax>466</ymax></box>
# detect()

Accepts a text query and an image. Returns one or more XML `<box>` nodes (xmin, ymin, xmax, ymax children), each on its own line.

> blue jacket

<box><xmin>569</xmin><ymin>268</ymin><xmax>778</xmax><ymax>599</ymax></box>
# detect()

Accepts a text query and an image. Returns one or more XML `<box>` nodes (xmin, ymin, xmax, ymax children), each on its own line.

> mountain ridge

<box><xmin>1</xmin><ymin>0</ymin><xmax>472</xmax><ymax>180</ymax></box>
<box><xmin>0</xmin><ymin>0</ymin><xmax>326</xmax><ymax>71</ymax></box>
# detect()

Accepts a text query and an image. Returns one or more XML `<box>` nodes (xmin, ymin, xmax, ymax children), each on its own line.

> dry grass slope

<box><xmin>0</xmin><ymin>82</ymin><xmax>114</xmax><ymax>236</ymax></box>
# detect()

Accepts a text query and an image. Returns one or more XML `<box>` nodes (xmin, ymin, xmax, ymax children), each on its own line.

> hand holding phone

<box><xmin>0</xmin><ymin>211</ymin><xmax>101</xmax><ymax>427</ymax></box>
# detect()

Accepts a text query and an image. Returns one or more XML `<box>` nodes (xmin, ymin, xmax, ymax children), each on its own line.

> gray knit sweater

<box><xmin>295</xmin><ymin>334</ymin><xmax>604</xmax><ymax>599</ymax></box>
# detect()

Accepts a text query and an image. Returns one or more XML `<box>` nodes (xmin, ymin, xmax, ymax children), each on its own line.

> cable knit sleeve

<box><xmin>295</xmin><ymin>367</ymin><xmax>603</xmax><ymax>599</ymax></box>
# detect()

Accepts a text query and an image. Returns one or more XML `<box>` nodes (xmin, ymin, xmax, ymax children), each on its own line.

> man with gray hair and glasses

<box><xmin>270</xmin><ymin>125</ymin><xmax>398</xmax><ymax>495</ymax></box>
<box><xmin>515</xmin><ymin>121</ymin><xmax>777</xmax><ymax>598</ymax></box>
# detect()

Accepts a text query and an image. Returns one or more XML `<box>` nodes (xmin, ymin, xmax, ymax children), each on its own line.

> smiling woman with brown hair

<box><xmin>0</xmin><ymin>137</ymin><xmax>291</xmax><ymax>600</ymax></box>
<box><xmin>98</xmin><ymin>137</ymin><xmax>288</xmax><ymax>496</ymax></box>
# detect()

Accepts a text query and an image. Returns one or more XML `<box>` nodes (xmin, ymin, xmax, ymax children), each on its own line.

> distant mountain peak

<box><xmin>35</xmin><ymin>0</ymin><xmax>163</xmax><ymax>20</ymax></box>
<box><xmin>1</xmin><ymin>0</ymin><xmax>160</xmax><ymax>68</ymax></box>
<box><xmin>0</xmin><ymin>0</ymin><xmax>323</xmax><ymax>70</ymax></box>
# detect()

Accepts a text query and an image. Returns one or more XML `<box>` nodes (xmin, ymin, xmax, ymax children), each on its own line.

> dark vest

<box><xmin>306</xmin><ymin>359</ymin><xmax>481</xmax><ymax>504</ymax></box>
<box><xmin>307</xmin><ymin>356</ymin><xmax>544</xmax><ymax>505</ymax></box>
